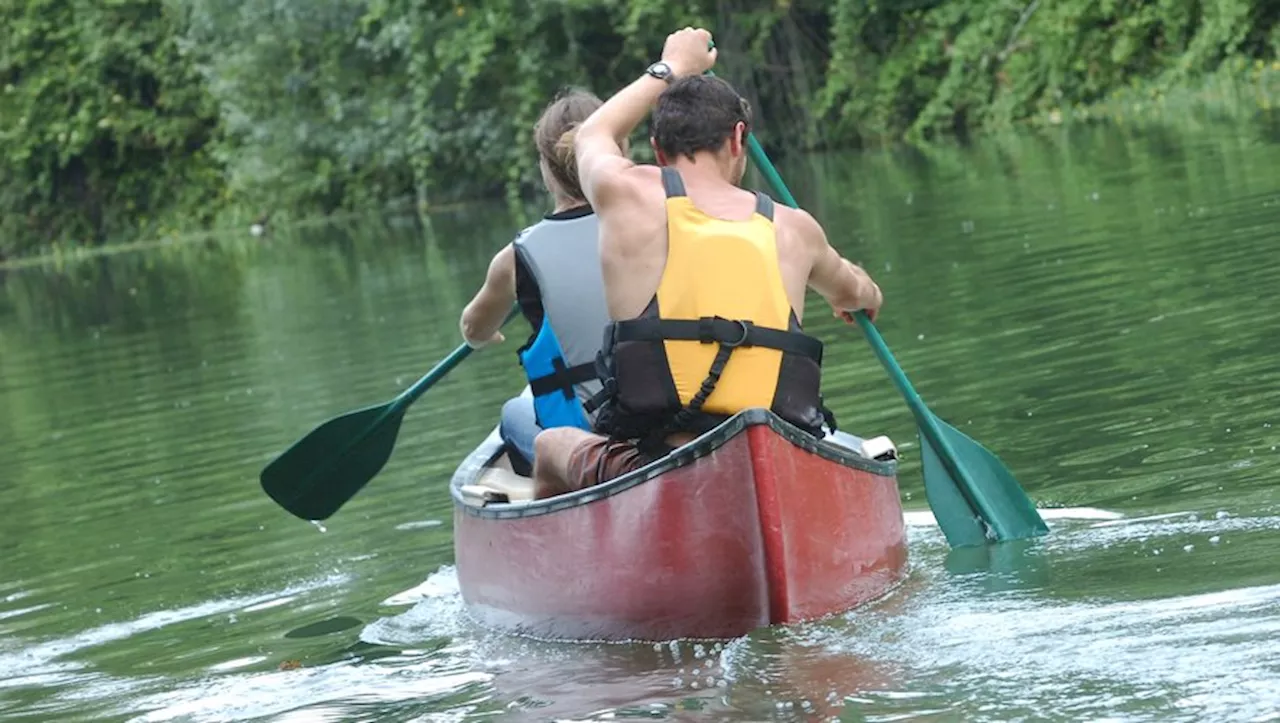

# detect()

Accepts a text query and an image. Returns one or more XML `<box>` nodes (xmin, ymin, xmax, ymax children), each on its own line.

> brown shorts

<box><xmin>563</xmin><ymin>436</ymin><xmax>651</xmax><ymax>492</ymax></box>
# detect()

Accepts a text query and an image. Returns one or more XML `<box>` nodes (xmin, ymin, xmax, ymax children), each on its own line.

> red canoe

<box><xmin>449</xmin><ymin>408</ymin><xmax>909</xmax><ymax>641</ymax></box>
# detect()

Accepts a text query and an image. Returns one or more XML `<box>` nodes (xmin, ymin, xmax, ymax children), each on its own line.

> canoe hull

<box><xmin>451</xmin><ymin>409</ymin><xmax>907</xmax><ymax>641</ymax></box>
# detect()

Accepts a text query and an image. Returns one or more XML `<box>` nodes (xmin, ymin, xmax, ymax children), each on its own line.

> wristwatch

<box><xmin>646</xmin><ymin>61</ymin><xmax>675</xmax><ymax>83</ymax></box>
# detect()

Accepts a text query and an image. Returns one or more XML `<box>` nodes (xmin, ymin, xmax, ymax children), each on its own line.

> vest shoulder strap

<box><xmin>661</xmin><ymin>166</ymin><xmax>686</xmax><ymax>197</ymax></box>
<box><xmin>754</xmin><ymin>192</ymin><xmax>774</xmax><ymax>221</ymax></box>
<box><xmin>661</xmin><ymin>167</ymin><xmax>775</xmax><ymax>222</ymax></box>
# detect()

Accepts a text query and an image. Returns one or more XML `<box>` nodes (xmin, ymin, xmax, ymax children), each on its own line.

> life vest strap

<box><xmin>663</xmin><ymin>342</ymin><xmax>736</xmax><ymax>436</ymax></box>
<box><xmin>613</xmin><ymin>316</ymin><xmax>823</xmax><ymax>362</ymax></box>
<box><xmin>582</xmin><ymin>377</ymin><xmax>613</xmax><ymax>415</ymax></box>
<box><xmin>821</xmin><ymin>402</ymin><xmax>839</xmax><ymax>434</ymax></box>
<box><xmin>661</xmin><ymin>166</ymin><xmax>774</xmax><ymax>220</ymax></box>
<box><xmin>527</xmin><ymin>358</ymin><xmax>599</xmax><ymax>399</ymax></box>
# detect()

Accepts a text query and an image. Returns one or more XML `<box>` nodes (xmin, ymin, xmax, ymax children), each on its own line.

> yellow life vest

<box><xmin>590</xmin><ymin>167</ymin><xmax>831</xmax><ymax>448</ymax></box>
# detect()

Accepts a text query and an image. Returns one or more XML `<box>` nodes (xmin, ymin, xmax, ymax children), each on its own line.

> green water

<box><xmin>2</xmin><ymin>115</ymin><xmax>1279</xmax><ymax>722</ymax></box>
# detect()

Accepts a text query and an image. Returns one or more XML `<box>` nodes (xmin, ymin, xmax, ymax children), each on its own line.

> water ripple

<box><xmin>3</xmin><ymin>119</ymin><xmax>1280</xmax><ymax>721</ymax></box>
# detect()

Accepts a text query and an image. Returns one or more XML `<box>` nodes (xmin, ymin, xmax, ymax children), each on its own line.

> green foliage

<box><xmin>2</xmin><ymin>0</ymin><xmax>1279</xmax><ymax>258</ymax></box>
<box><xmin>175</xmin><ymin>0</ymin><xmax>782</xmax><ymax>217</ymax></box>
<box><xmin>818</xmin><ymin>0</ymin><xmax>1278</xmax><ymax>141</ymax></box>
<box><xmin>175</xmin><ymin>0</ymin><xmax>418</xmax><ymax>218</ymax></box>
<box><xmin>0</xmin><ymin>0</ymin><xmax>222</xmax><ymax>258</ymax></box>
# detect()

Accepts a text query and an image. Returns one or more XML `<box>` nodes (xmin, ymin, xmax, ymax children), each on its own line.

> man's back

<box><xmin>595</xmin><ymin>164</ymin><xmax>821</xmax><ymax>324</ymax></box>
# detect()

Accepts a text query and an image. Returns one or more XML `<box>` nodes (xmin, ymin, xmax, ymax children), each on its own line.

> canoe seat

<box><xmin>458</xmin><ymin>455</ymin><xmax>537</xmax><ymax>506</ymax></box>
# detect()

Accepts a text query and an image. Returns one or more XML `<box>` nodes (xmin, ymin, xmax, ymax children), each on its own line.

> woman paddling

<box><xmin>459</xmin><ymin>89</ymin><xmax>614</xmax><ymax>475</ymax></box>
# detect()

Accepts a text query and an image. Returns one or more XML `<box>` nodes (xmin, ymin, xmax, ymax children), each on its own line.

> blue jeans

<box><xmin>499</xmin><ymin>395</ymin><xmax>542</xmax><ymax>469</ymax></box>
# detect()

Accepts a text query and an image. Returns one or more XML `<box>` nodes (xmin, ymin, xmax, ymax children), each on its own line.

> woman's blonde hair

<box><xmin>533</xmin><ymin>88</ymin><xmax>603</xmax><ymax>201</ymax></box>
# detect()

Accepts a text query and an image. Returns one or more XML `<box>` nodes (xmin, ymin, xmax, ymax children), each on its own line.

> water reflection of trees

<box><xmin>800</xmin><ymin>114</ymin><xmax>1280</xmax><ymax>508</ymax></box>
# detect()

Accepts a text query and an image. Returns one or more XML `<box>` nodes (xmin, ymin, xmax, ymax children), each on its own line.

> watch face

<box><xmin>649</xmin><ymin>62</ymin><xmax>671</xmax><ymax>78</ymax></box>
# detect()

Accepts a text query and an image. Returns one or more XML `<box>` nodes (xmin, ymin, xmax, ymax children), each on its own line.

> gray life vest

<box><xmin>513</xmin><ymin>205</ymin><xmax>610</xmax><ymax>429</ymax></box>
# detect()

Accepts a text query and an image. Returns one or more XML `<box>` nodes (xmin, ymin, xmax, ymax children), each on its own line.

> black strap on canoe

<box><xmin>528</xmin><ymin>358</ymin><xmax>598</xmax><ymax>399</ymax></box>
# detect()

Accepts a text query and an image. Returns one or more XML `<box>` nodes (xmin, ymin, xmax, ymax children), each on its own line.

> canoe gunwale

<box><xmin>449</xmin><ymin>407</ymin><xmax>897</xmax><ymax>521</ymax></box>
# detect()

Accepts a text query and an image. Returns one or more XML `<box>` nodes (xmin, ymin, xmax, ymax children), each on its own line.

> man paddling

<box><xmin>460</xmin><ymin>89</ymin><xmax>614</xmax><ymax>474</ymax></box>
<box><xmin>531</xmin><ymin>27</ymin><xmax>883</xmax><ymax>497</ymax></box>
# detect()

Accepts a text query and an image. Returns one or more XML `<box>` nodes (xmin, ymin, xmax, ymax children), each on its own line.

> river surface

<box><xmin>2</xmin><ymin>115</ymin><xmax>1279</xmax><ymax>722</ymax></box>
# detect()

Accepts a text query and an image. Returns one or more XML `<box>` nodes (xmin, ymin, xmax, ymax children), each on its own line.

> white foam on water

<box><xmin>379</xmin><ymin>565</ymin><xmax>462</xmax><ymax>608</ymax></box>
<box><xmin>901</xmin><ymin>510</ymin><xmax>937</xmax><ymax>527</ymax></box>
<box><xmin>240</xmin><ymin>595</ymin><xmax>299</xmax><ymax>613</ymax></box>
<box><xmin>717</xmin><ymin>508</ymin><xmax>1280</xmax><ymax>723</ymax></box>
<box><xmin>124</xmin><ymin>663</ymin><xmax>491</xmax><ymax>722</ymax></box>
<box><xmin>394</xmin><ymin>519</ymin><xmax>444</xmax><ymax>531</ymax></box>
<box><xmin>14</xmin><ymin>508</ymin><xmax>1277</xmax><ymax>723</ymax></box>
<box><xmin>13</xmin><ymin>563</ymin><xmax>494</xmax><ymax>721</ymax></box>
<box><xmin>207</xmin><ymin>655</ymin><xmax>269</xmax><ymax>673</ymax></box>
<box><xmin>0</xmin><ymin>574</ymin><xmax>346</xmax><ymax>696</ymax></box>
<box><xmin>903</xmin><ymin>506</ymin><xmax>1123</xmax><ymax>529</ymax></box>
<box><xmin>1041</xmin><ymin>506</ymin><xmax>1126</xmax><ymax>520</ymax></box>
<box><xmin>7</xmin><ymin>564</ymin><xmax>497</xmax><ymax>722</ymax></box>
<box><xmin>1048</xmin><ymin>510</ymin><xmax>1280</xmax><ymax>554</ymax></box>
<box><xmin>0</xmin><ymin>603</ymin><xmax>54</xmax><ymax>623</ymax></box>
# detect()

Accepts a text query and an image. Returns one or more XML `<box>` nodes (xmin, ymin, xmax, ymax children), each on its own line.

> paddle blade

<box><xmin>260</xmin><ymin>403</ymin><xmax>405</xmax><ymax>521</ymax></box>
<box><xmin>919</xmin><ymin>415</ymin><xmax>1049</xmax><ymax>548</ymax></box>
<box><xmin>919</xmin><ymin>430</ymin><xmax>986</xmax><ymax>548</ymax></box>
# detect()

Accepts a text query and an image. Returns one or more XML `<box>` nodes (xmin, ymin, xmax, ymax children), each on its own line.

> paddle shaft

<box><xmin>742</xmin><ymin>134</ymin><xmax>1004</xmax><ymax>536</ymax></box>
<box><xmin>259</xmin><ymin>283</ymin><xmax>524</xmax><ymax>520</ymax></box>
<box><xmin>390</xmin><ymin>303</ymin><xmax>522</xmax><ymax>414</ymax></box>
<box><xmin>851</xmin><ymin>314</ymin><xmax>1004</xmax><ymax>528</ymax></box>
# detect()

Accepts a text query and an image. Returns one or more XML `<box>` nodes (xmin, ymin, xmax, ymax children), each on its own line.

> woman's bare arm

<box><xmin>460</xmin><ymin>244</ymin><xmax>517</xmax><ymax>347</ymax></box>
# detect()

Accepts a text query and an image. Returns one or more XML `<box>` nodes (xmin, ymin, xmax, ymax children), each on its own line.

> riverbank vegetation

<box><xmin>2</xmin><ymin>0</ymin><xmax>1278</xmax><ymax>259</ymax></box>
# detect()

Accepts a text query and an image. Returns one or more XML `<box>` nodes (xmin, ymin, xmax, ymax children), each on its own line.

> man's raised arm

<box><xmin>575</xmin><ymin>28</ymin><xmax>717</xmax><ymax>211</ymax></box>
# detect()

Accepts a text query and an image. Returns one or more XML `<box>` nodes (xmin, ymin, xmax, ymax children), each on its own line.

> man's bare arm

<box><xmin>795</xmin><ymin>210</ymin><xmax>883</xmax><ymax>321</ymax></box>
<box><xmin>574</xmin><ymin>75</ymin><xmax>662</xmax><ymax>211</ymax></box>
<box><xmin>459</xmin><ymin>244</ymin><xmax>516</xmax><ymax>347</ymax></box>
<box><xmin>575</xmin><ymin>28</ymin><xmax>718</xmax><ymax>211</ymax></box>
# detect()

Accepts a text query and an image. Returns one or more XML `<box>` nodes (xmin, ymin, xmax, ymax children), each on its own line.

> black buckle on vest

<box><xmin>697</xmin><ymin>316</ymin><xmax>751</xmax><ymax>348</ymax></box>
<box><xmin>724</xmin><ymin>319</ymin><xmax>751</xmax><ymax>348</ymax></box>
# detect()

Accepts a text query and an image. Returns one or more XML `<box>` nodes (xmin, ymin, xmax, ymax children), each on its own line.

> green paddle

<box><xmin>741</xmin><ymin>134</ymin><xmax>1048</xmax><ymax>548</ymax></box>
<box><xmin>260</xmin><ymin>304</ymin><xmax>520</xmax><ymax>520</ymax></box>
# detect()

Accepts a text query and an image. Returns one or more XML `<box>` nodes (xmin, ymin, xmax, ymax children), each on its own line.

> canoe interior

<box><xmin>449</xmin><ymin>407</ymin><xmax>899</xmax><ymax>518</ymax></box>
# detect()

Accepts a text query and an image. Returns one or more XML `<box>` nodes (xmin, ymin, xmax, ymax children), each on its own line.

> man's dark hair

<box><xmin>651</xmin><ymin>75</ymin><xmax>752</xmax><ymax>161</ymax></box>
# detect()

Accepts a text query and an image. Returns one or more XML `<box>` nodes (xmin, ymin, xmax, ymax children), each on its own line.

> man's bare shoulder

<box><xmin>620</xmin><ymin>163</ymin><xmax>663</xmax><ymax>187</ymax></box>
<box><xmin>773</xmin><ymin>204</ymin><xmax>827</xmax><ymax>245</ymax></box>
<box><xmin>597</xmin><ymin>163</ymin><xmax>665</xmax><ymax>208</ymax></box>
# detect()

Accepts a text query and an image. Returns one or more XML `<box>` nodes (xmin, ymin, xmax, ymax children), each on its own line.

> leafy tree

<box><xmin>0</xmin><ymin>0</ymin><xmax>222</xmax><ymax>258</ymax></box>
<box><xmin>2</xmin><ymin>0</ymin><xmax>1277</xmax><ymax>257</ymax></box>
